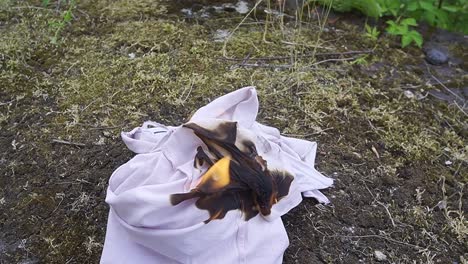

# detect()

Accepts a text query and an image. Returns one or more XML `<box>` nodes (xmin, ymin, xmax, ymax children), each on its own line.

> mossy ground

<box><xmin>0</xmin><ymin>0</ymin><xmax>466</xmax><ymax>263</ymax></box>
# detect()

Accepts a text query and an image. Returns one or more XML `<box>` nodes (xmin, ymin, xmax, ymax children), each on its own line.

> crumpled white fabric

<box><xmin>101</xmin><ymin>87</ymin><xmax>333</xmax><ymax>264</ymax></box>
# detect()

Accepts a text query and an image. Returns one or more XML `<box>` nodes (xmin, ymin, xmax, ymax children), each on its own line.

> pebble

<box><xmin>404</xmin><ymin>90</ymin><xmax>415</xmax><ymax>99</ymax></box>
<box><xmin>374</xmin><ymin>250</ymin><xmax>387</xmax><ymax>261</ymax></box>
<box><xmin>424</xmin><ymin>46</ymin><xmax>449</xmax><ymax>65</ymax></box>
<box><xmin>213</xmin><ymin>29</ymin><xmax>230</xmax><ymax>43</ymax></box>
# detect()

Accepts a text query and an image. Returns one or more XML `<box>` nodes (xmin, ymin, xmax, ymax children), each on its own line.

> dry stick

<box><xmin>428</xmin><ymin>72</ymin><xmax>468</xmax><ymax>117</ymax></box>
<box><xmin>430</xmin><ymin>74</ymin><xmax>464</xmax><ymax>102</ymax></box>
<box><xmin>362</xmin><ymin>179</ymin><xmax>398</xmax><ymax>228</ymax></box>
<box><xmin>235</xmin><ymin>63</ymin><xmax>294</xmax><ymax>69</ymax></box>
<box><xmin>88</xmin><ymin>126</ymin><xmax>122</xmax><ymax>130</ymax></box>
<box><xmin>282</xmin><ymin>127</ymin><xmax>334</xmax><ymax>137</ymax></box>
<box><xmin>51</xmin><ymin>139</ymin><xmax>86</xmax><ymax>147</ymax></box>
<box><xmin>222</xmin><ymin>0</ymin><xmax>264</xmax><ymax>57</ymax></box>
<box><xmin>76</xmin><ymin>123</ymin><xmax>122</xmax><ymax>130</ymax></box>
<box><xmin>310</xmin><ymin>56</ymin><xmax>357</xmax><ymax>66</ymax></box>
<box><xmin>234</xmin><ymin>63</ymin><xmax>347</xmax><ymax>72</ymax></box>
<box><xmin>425</xmin><ymin>62</ymin><xmax>464</xmax><ymax>102</ymax></box>
<box><xmin>377</xmin><ymin>201</ymin><xmax>396</xmax><ymax>227</ymax></box>
<box><xmin>11</xmin><ymin>6</ymin><xmax>53</xmax><ymax>11</ymax></box>
<box><xmin>234</xmin><ymin>57</ymin><xmax>357</xmax><ymax>70</ymax></box>
<box><xmin>220</xmin><ymin>50</ymin><xmax>373</xmax><ymax>61</ymax></box>
<box><xmin>0</xmin><ymin>100</ymin><xmax>15</xmax><ymax>106</ymax></box>
<box><xmin>340</xmin><ymin>234</ymin><xmax>423</xmax><ymax>249</ymax></box>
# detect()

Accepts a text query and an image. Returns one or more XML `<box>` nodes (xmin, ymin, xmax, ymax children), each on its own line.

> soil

<box><xmin>0</xmin><ymin>0</ymin><xmax>467</xmax><ymax>263</ymax></box>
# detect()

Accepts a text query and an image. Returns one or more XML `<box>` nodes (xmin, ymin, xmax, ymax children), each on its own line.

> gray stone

<box><xmin>424</xmin><ymin>46</ymin><xmax>449</xmax><ymax>65</ymax></box>
<box><xmin>374</xmin><ymin>250</ymin><xmax>387</xmax><ymax>261</ymax></box>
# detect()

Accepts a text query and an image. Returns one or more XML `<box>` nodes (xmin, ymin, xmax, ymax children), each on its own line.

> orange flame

<box><xmin>197</xmin><ymin>157</ymin><xmax>231</xmax><ymax>191</ymax></box>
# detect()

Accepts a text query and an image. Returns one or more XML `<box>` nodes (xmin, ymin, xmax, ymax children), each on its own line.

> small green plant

<box><xmin>364</xmin><ymin>24</ymin><xmax>380</xmax><ymax>41</ymax></box>
<box><xmin>312</xmin><ymin>0</ymin><xmax>468</xmax><ymax>48</ymax></box>
<box><xmin>46</xmin><ymin>0</ymin><xmax>75</xmax><ymax>44</ymax></box>
<box><xmin>386</xmin><ymin>18</ymin><xmax>423</xmax><ymax>48</ymax></box>
<box><xmin>350</xmin><ymin>54</ymin><xmax>370</xmax><ymax>65</ymax></box>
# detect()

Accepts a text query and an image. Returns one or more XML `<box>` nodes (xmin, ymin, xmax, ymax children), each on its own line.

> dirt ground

<box><xmin>0</xmin><ymin>0</ymin><xmax>467</xmax><ymax>263</ymax></box>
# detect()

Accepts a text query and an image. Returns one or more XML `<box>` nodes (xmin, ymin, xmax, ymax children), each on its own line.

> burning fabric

<box><xmin>101</xmin><ymin>87</ymin><xmax>333</xmax><ymax>264</ymax></box>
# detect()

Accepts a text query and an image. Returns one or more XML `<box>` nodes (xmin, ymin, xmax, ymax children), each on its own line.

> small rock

<box><xmin>128</xmin><ymin>53</ymin><xmax>136</xmax><ymax>59</ymax></box>
<box><xmin>404</xmin><ymin>90</ymin><xmax>415</xmax><ymax>99</ymax></box>
<box><xmin>213</xmin><ymin>29</ymin><xmax>230</xmax><ymax>43</ymax></box>
<box><xmin>424</xmin><ymin>46</ymin><xmax>449</xmax><ymax>65</ymax></box>
<box><xmin>374</xmin><ymin>250</ymin><xmax>387</xmax><ymax>261</ymax></box>
<box><xmin>445</xmin><ymin>160</ymin><xmax>452</xmax><ymax>165</ymax></box>
<box><xmin>235</xmin><ymin>1</ymin><xmax>249</xmax><ymax>14</ymax></box>
<box><xmin>414</xmin><ymin>91</ymin><xmax>426</xmax><ymax>100</ymax></box>
<box><xmin>180</xmin><ymin>8</ymin><xmax>193</xmax><ymax>17</ymax></box>
<box><xmin>11</xmin><ymin>139</ymin><xmax>17</xmax><ymax>150</ymax></box>
<box><xmin>94</xmin><ymin>136</ymin><xmax>106</xmax><ymax>146</ymax></box>
<box><xmin>436</xmin><ymin>200</ymin><xmax>447</xmax><ymax>210</ymax></box>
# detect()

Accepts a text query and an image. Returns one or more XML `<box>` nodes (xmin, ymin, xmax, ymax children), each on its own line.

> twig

<box><xmin>454</xmin><ymin>102</ymin><xmax>468</xmax><ymax>117</ymax></box>
<box><xmin>50</xmin><ymin>196</ymin><xmax>64</xmax><ymax>215</ymax></box>
<box><xmin>76</xmin><ymin>123</ymin><xmax>123</xmax><ymax>130</ymax></box>
<box><xmin>232</xmin><ymin>54</ymin><xmax>358</xmax><ymax>70</ymax></box>
<box><xmin>89</xmin><ymin>126</ymin><xmax>122</xmax><ymax>130</ymax></box>
<box><xmin>235</xmin><ymin>62</ymin><xmax>352</xmax><ymax>71</ymax></box>
<box><xmin>178</xmin><ymin>79</ymin><xmax>195</xmax><ymax>105</ymax></box>
<box><xmin>65</xmin><ymin>61</ymin><xmax>79</xmax><ymax>75</ymax></box>
<box><xmin>52</xmin><ymin>139</ymin><xmax>86</xmax><ymax>147</ymax></box>
<box><xmin>340</xmin><ymin>234</ymin><xmax>423</xmax><ymax>249</ymax></box>
<box><xmin>426</xmin><ymin>68</ymin><xmax>468</xmax><ymax>116</ymax></box>
<box><xmin>310</xmin><ymin>57</ymin><xmax>357</xmax><ymax>66</ymax></box>
<box><xmin>10</xmin><ymin>6</ymin><xmax>54</xmax><ymax>11</ymax></box>
<box><xmin>0</xmin><ymin>100</ymin><xmax>15</xmax><ymax>106</ymax></box>
<box><xmin>282</xmin><ymin>128</ymin><xmax>334</xmax><ymax>137</ymax></box>
<box><xmin>235</xmin><ymin>63</ymin><xmax>294</xmax><ymax>69</ymax></box>
<box><xmin>280</xmin><ymin>40</ymin><xmax>328</xmax><ymax>49</ymax></box>
<box><xmin>377</xmin><ymin>202</ymin><xmax>396</xmax><ymax>227</ymax></box>
<box><xmin>430</xmin><ymin>74</ymin><xmax>464</xmax><ymax>102</ymax></box>
<box><xmin>220</xmin><ymin>50</ymin><xmax>373</xmax><ymax>62</ymax></box>
<box><xmin>222</xmin><ymin>0</ymin><xmax>263</xmax><ymax>57</ymax></box>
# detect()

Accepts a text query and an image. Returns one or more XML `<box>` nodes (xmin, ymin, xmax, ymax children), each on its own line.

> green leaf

<box><xmin>401</xmin><ymin>17</ymin><xmax>418</xmax><ymax>26</ymax></box>
<box><xmin>401</xmin><ymin>34</ymin><xmax>412</xmax><ymax>47</ymax></box>
<box><xmin>378</xmin><ymin>0</ymin><xmax>401</xmax><ymax>16</ymax></box>
<box><xmin>48</xmin><ymin>21</ymin><xmax>63</xmax><ymax>28</ymax></box>
<box><xmin>63</xmin><ymin>10</ymin><xmax>72</xmax><ymax>23</ymax></box>
<box><xmin>419</xmin><ymin>0</ymin><xmax>435</xmax><ymax>11</ymax></box>
<box><xmin>42</xmin><ymin>0</ymin><xmax>50</xmax><ymax>7</ymax></box>
<box><xmin>350</xmin><ymin>55</ymin><xmax>369</xmax><ymax>65</ymax></box>
<box><xmin>406</xmin><ymin>2</ymin><xmax>419</xmax><ymax>11</ymax></box>
<box><xmin>373</xmin><ymin>27</ymin><xmax>379</xmax><ymax>35</ymax></box>
<box><xmin>408</xmin><ymin>30</ymin><xmax>423</xmax><ymax>47</ymax></box>
<box><xmin>386</xmin><ymin>21</ymin><xmax>400</xmax><ymax>35</ymax></box>
<box><xmin>423</xmin><ymin>12</ymin><xmax>437</xmax><ymax>25</ymax></box>
<box><xmin>442</xmin><ymin>5</ymin><xmax>460</xmax><ymax>12</ymax></box>
<box><xmin>365</xmin><ymin>24</ymin><xmax>371</xmax><ymax>32</ymax></box>
<box><xmin>433</xmin><ymin>9</ymin><xmax>450</xmax><ymax>28</ymax></box>
<box><xmin>386</xmin><ymin>20</ymin><xmax>397</xmax><ymax>27</ymax></box>
<box><xmin>386</xmin><ymin>20</ymin><xmax>408</xmax><ymax>35</ymax></box>
<box><xmin>364</xmin><ymin>24</ymin><xmax>380</xmax><ymax>40</ymax></box>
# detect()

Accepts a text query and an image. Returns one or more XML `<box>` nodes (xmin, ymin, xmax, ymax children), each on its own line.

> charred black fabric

<box><xmin>170</xmin><ymin>121</ymin><xmax>294</xmax><ymax>222</ymax></box>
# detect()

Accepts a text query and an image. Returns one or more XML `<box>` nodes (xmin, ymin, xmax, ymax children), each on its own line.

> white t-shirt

<box><xmin>101</xmin><ymin>87</ymin><xmax>333</xmax><ymax>264</ymax></box>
